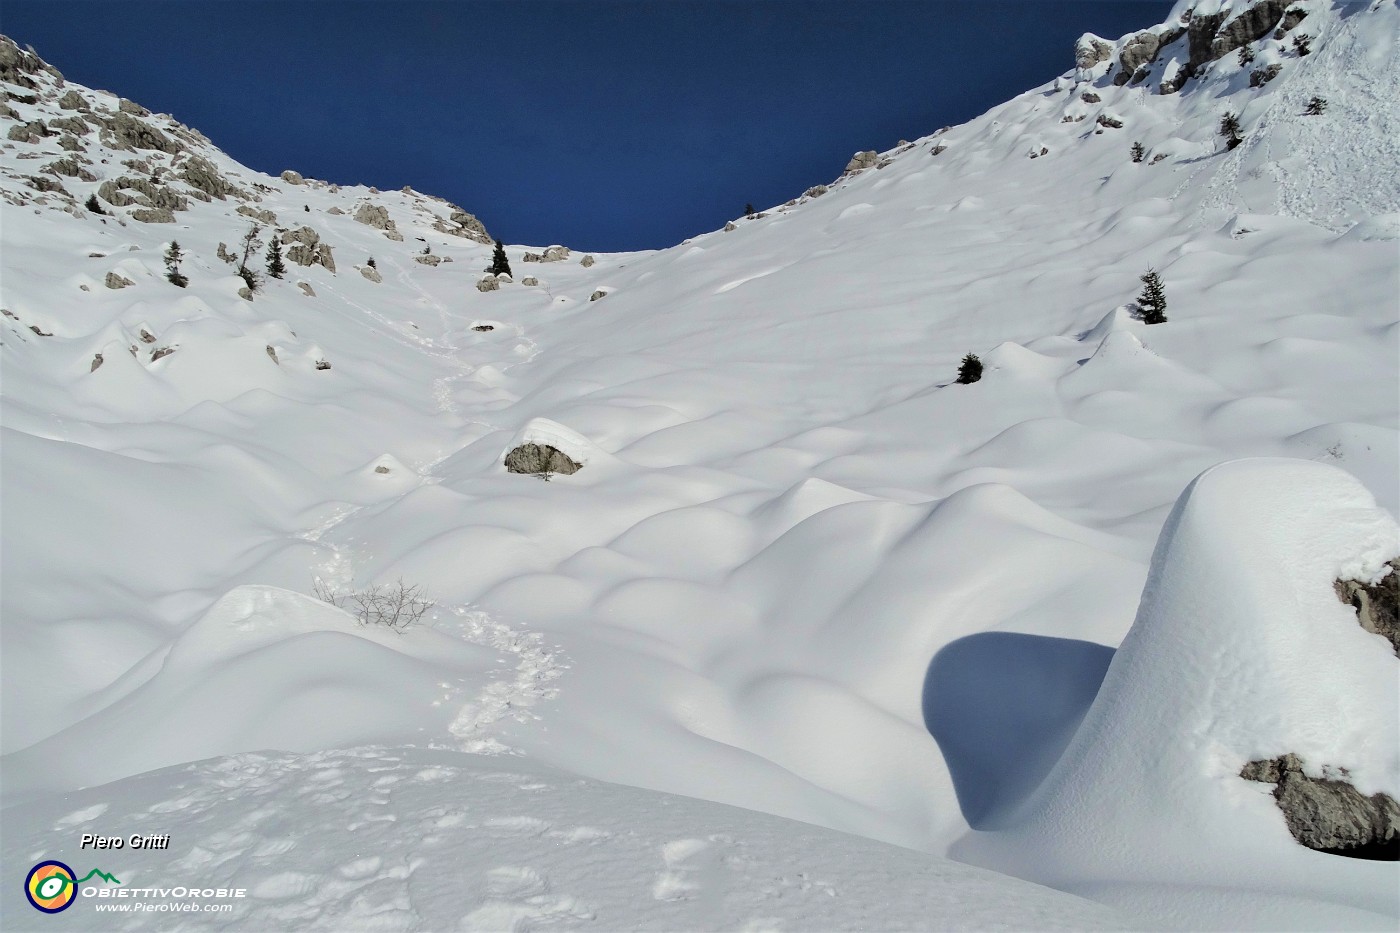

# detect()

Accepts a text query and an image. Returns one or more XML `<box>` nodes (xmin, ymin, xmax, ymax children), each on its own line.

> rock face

<box><xmin>287</xmin><ymin>242</ymin><xmax>335</xmax><ymax>273</ymax></box>
<box><xmin>179</xmin><ymin>155</ymin><xmax>245</xmax><ymax>200</ymax></box>
<box><xmin>1241</xmin><ymin>754</ymin><xmax>1400</xmax><ymax>859</ymax></box>
<box><xmin>43</xmin><ymin>157</ymin><xmax>97</xmax><ymax>181</ymax></box>
<box><xmin>103</xmin><ymin>111</ymin><xmax>181</xmax><ymax>154</ymax></box>
<box><xmin>354</xmin><ymin>203</ymin><xmax>400</xmax><ymax>238</ymax></box>
<box><xmin>503</xmin><ymin>444</ymin><xmax>582</xmax><ymax>476</ymax></box>
<box><xmin>845</xmin><ymin>150</ymin><xmax>880</xmax><ymax>173</ymax></box>
<box><xmin>8</xmin><ymin>120</ymin><xmax>49</xmax><ymax>142</ymax></box>
<box><xmin>1075</xmin><ymin>33</ymin><xmax>1114</xmax><ymax>70</ymax></box>
<box><xmin>1336</xmin><ymin>561</ymin><xmax>1399</xmax><ymax>656</ymax></box>
<box><xmin>1114</xmin><ymin>32</ymin><xmax>1162</xmax><ymax>86</ymax></box>
<box><xmin>1210</xmin><ymin>0</ymin><xmax>1290</xmax><ymax>61</ymax></box>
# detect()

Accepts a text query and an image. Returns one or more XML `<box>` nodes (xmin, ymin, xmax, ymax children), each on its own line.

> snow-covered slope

<box><xmin>2</xmin><ymin>0</ymin><xmax>1397</xmax><ymax>928</ymax></box>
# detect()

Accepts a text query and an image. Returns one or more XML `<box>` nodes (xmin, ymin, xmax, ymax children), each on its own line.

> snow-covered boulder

<box><xmin>961</xmin><ymin>458</ymin><xmax>1399</xmax><ymax>923</ymax></box>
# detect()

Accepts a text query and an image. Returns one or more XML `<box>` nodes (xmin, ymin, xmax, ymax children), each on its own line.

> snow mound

<box><xmin>960</xmin><ymin>458</ymin><xmax>1400</xmax><ymax>926</ymax></box>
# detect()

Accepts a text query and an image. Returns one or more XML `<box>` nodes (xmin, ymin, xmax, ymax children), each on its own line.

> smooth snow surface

<box><xmin>3</xmin><ymin>0</ymin><xmax>1398</xmax><ymax>928</ymax></box>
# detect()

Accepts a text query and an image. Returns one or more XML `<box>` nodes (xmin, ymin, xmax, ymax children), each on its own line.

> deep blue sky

<box><xmin>2</xmin><ymin>2</ymin><xmax>1173</xmax><ymax>251</ymax></box>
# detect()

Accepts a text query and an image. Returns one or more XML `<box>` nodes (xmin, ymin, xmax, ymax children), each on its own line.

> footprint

<box><xmin>484</xmin><ymin>866</ymin><xmax>548</xmax><ymax>899</ymax></box>
<box><xmin>482</xmin><ymin>816</ymin><xmax>550</xmax><ymax>837</ymax></box>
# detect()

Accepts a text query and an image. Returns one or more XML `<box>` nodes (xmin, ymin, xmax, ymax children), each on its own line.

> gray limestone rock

<box><xmin>118</xmin><ymin>98</ymin><xmax>149</xmax><ymax>116</ymax></box>
<box><xmin>24</xmin><ymin>175</ymin><xmax>68</xmax><ymax>195</ymax></box>
<box><xmin>476</xmin><ymin>276</ymin><xmax>500</xmax><ymax>293</ymax></box>
<box><xmin>414</xmin><ymin>254</ymin><xmax>442</xmax><ymax>267</ymax></box>
<box><xmin>353</xmin><ymin>202</ymin><xmax>393</xmax><ymax>230</ymax></box>
<box><xmin>589</xmin><ymin>289</ymin><xmax>607</xmax><ymax>302</ymax></box>
<box><xmin>724</xmin><ymin>221</ymin><xmax>738</xmax><ymax>232</ymax></box>
<box><xmin>580</xmin><ymin>254</ymin><xmax>596</xmax><ymax>267</ymax></box>
<box><xmin>521</xmin><ymin>276</ymin><xmax>539</xmax><ymax>286</ymax></box>
<box><xmin>804</xmin><ymin>185</ymin><xmax>829</xmax><ymax>198</ymax></box>
<box><xmin>1242</xmin><ymin>754</ymin><xmax>1399</xmax><ymax>857</ymax></box>
<box><xmin>237</xmin><ymin>205</ymin><xmax>277</xmax><ymax>224</ymax></box>
<box><xmin>447</xmin><ymin>208</ymin><xmax>491</xmax><ymax>242</ymax></box>
<box><xmin>297</xmin><ymin>282</ymin><xmax>317</xmax><ymax>298</ymax></box>
<box><xmin>179</xmin><ymin>155</ymin><xmax>245</xmax><ymax>200</ymax></box>
<box><xmin>1211</xmin><ymin>0</ymin><xmax>1289</xmax><ymax>62</ymax></box>
<box><xmin>90</xmin><ymin>353</ymin><xmax>103</xmax><ymax>372</ymax></box>
<box><xmin>845</xmin><ymin>150</ymin><xmax>880</xmax><ymax>173</ymax></box>
<box><xmin>1275</xmin><ymin>6</ymin><xmax>1308</xmax><ymax>38</ymax></box>
<box><xmin>58</xmin><ymin>135</ymin><xmax>84</xmax><ymax>152</ymax></box>
<box><xmin>265</xmin><ymin>345</ymin><xmax>279</xmax><ymax>365</ymax></box>
<box><xmin>58</xmin><ymin>89</ymin><xmax>86</xmax><ymax>110</ymax></box>
<box><xmin>360</xmin><ymin>265</ymin><xmax>383</xmax><ymax>283</ymax></box>
<box><xmin>280</xmin><ymin>169</ymin><xmax>305</xmax><ymax>185</ymax></box>
<box><xmin>105</xmin><ymin>175</ymin><xmax>188</xmax><ymax>211</ymax></box>
<box><xmin>103</xmin><ymin>112</ymin><xmax>181</xmax><ymax>154</ymax></box>
<box><xmin>7</xmin><ymin>120</ymin><xmax>49</xmax><ymax>142</ymax></box>
<box><xmin>1250</xmin><ymin>64</ymin><xmax>1284</xmax><ymax>87</ymax></box>
<box><xmin>1080</xmin><ymin>91</ymin><xmax>1102</xmax><ymax>104</ymax></box>
<box><xmin>104</xmin><ymin>271</ymin><xmax>134</xmax><ymax>289</ymax></box>
<box><xmin>503</xmin><ymin>443</ymin><xmax>582</xmax><ymax>477</ymax></box>
<box><xmin>1075</xmin><ymin>34</ymin><xmax>1114</xmax><ymax>70</ymax></box>
<box><xmin>131</xmin><ymin>207</ymin><xmax>176</xmax><ymax>223</ymax></box>
<box><xmin>216</xmin><ymin>242</ymin><xmax>236</xmax><ymax>264</ymax></box>
<box><xmin>281</xmin><ymin>225</ymin><xmax>321</xmax><ymax>247</ymax></box>
<box><xmin>1114</xmin><ymin>32</ymin><xmax>1162</xmax><ymax>86</ymax></box>
<box><xmin>49</xmin><ymin>115</ymin><xmax>90</xmax><ymax>135</ymax></box>
<box><xmin>1335</xmin><ymin>562</ymin><xmax>1399</xmax><ymax>656</ymax></box>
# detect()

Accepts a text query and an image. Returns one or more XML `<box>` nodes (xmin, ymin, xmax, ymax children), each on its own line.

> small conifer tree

<box><xmin>745</xmin><ymin>203</ymin><xmax>756</xmax><ymax>218</ymax></box>
<box><xmin>1131</xmin><ymin>141</ymin><xmax>1146</xmax><ymax>163</ymax></box>
<box><xmin>367</xmin><ymin>256</ymin><xmax>377</xmax><ymax>269</ymax></box>
<box><xmin>265</xmin><ymin>237</ymin><xmax>286</xmax><ymax>279</ymax></box>
<box><xmin>236</xmin><ymin>224</ymin><xmax>263</xmax><ymax>293</ymax></box>
<box><xmin>164</xmin><ymin>240</ymin><xmax>188</xmax><ymax>288</ymax></box>
<box><xmin>85</xmin><ymin>193</ymin><xmax>105</xmax><ymax>214</ymax></box>
<box><xmin>1304</xmin><ymin>96</ymin><xmax>1327</xmax><ymax>115</ymax></box>
<box><xmin>1219</xmin><ymin>111</ymin><xmax>1243</xmax><ymax>150</ymax></box>
<box><xmin>1137</xmin><ymin>269</ymin><xmax>1167</xmax><ymax>324</ymax></box>
<box><xmin>490</xmin><ymin>240</ymin><xmax>512</xmax><ymax>277</ymax></box>
<box><xmin>956</xmin><ymin>353</ymin><xmax>983</xmax><ymax>384</ymax></box>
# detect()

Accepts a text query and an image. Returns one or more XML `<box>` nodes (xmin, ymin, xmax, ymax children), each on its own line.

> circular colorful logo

<box><xmin>25</xmin><ymin>861</ymin><xmax>77</xmax><ymax>913</ymax></box>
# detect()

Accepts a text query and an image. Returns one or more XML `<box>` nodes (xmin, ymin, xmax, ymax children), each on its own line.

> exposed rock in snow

<box><xmin>1335</xmin><ymin>561</ymin><xmax>1399</xmax><ymax>656</ymax></box>
<box><xmin>580</xmin><ymin>253</ymin><xmax>596</xmax><ymax>267</ymax></box>
<box><xmin>523</xmin><ymin>245</ymin><xmax>571</xmax><ymax>262</ymax></box>
<box><xmin>131</xmin><ymin>206</ymin><xmax>175</xmax><ymax>223</ymax></box>
<box><xmin>1075</xmin><ymin>33</ymin><xmax>1114</xmax><ymax>70</ymax></box>
<box><xmin>476</xmin><ymin>275</ymin><xmax>501</xmax><ymax>292</ymax></box>
<box><xmin>504</xmin><ymin>443</ymin><xmax>583</xmax><ymax>476</ymax></box>
<box><xmin>353</xmin><ymin>201</ymin><xmax>402</xmax><ymax>240</ymax></box>
<box><xmin>845</xmin><ymin>149</ymin><xmax>880</xmax><ymax>173</ymax></box>
<box><xmin>57</xmin><ymin>88</ymin><xmax>85</xmax><ymax>110</ymax></box>
<box><xmin>179</xmin><ymin>153</ymin><xmax>245</xmax><ymax>200</ymax></box>
<box><xmin>237</xmin><ymin>204</ymin><xmax>276</xmax><ymax>224</ymax></box>
<box><xmin>103</xmin><ymin>271</ymin><xmax>133</xmax><ymax>289</ymax></box>
<box><xmin>1115</xmin><ymin>32</ymin><xmax>1164</xmax><ymax>85</ymax></box>
<box><xmin>102</xmin><ymin>111</ymin><xmax>180</xmax><ymax>154</ymax></box>
<box><xmin>280</xmin><ymin>168</ymin><xmax>304</xmax><ymax>184</ymax></box>
<box><xmin>281</xmin><ymin>225</ymin><xmax>320</xmax><ymax>246</ymax></box>
<box><xmin>360</xmin><ymin>264</ymin><xmax>382</xmax><ymax>283</ymax></box>
<box><xmin>1241</xmin><ymin>753</ymin><xmax>1400</xmax><ymax>858</ymax></box>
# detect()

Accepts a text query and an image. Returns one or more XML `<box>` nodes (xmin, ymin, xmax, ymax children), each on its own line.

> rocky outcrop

<box><xmin>523</xmin><ymin>245</ymin><xmax>570</xmax><ymax>263</ymax></box>
<box><xmin>178</xmin><ymin>155</ymin><xmax>246</xmax><ymax>200</ymax></box>
<box><xmin>804</xmin><ymin>185</ymin><xmax>829</xmax><ymax>198</ymax></box>
<box><xmin>104</xmin><ymin>271</ymin><xmax>134</xmax><ymax>289</ymax></box>
<box><xmin>504</xmin><ymin>444</ymin><xmax>582</xmax><ymax>477</ymax></box>
<box><xmin>448</xmin><ymin>208</ymin><xmax>491</xmax><ymax>242</ymax></box>
<box><xmin>845</xmin><ymin>150</ymin><xmax>880</xmax><ymax>173</ymax></box>
<box><xmin>1114</xmin><ymin>31</ymin><xmax>1162</xmax><ymax>86</ymax></box>
<box><xmin>1075</xmin><ymin>34</ymin><xmax>1114</xmax><ymax>70</ymax></box>
<box><xmin>237</xmin><ymin>205</ymin><xmax>277</xmax><ymax>224</ymax></box>
<box><xmin>281</xmin><ymin>225</ymin><xmax>321</xmax><ymax>246</ymax></box>
<box><xmin>1276</xmin><ymin>6</ymin><xmax>1308</xmax><ymax>38</ymax></box>
<box><xmin>24</xmin><ymin>175</ymin><xmax>68</xmax><ymax>195</ymax></box>
<box><xmin>1211</xmin><ymin>0</ymin><xmax>1290</xmax><ymax>61</ymax></box>
<box><xmin>131</xmin><ymin>207</ymin><xmax>175</xmax><ymax>223</ymax></box>
<box><xmin>117</xmin><ymin>97</ymin><xmax>148</xmax><ymax>116</ymax></box>
<box><xmin>48</xmin><ymin>115</ymin><xmax>89</xmax><ymax>135</ymax></box>
<box><xmin>102</xmin><ymin>111</ymin><xmax>181</xmax><ymax>154</ymax></box>
<box><xmin>414</xmin><ymin>254</ymin><xmax>442</xmax><ymax>267</ymax></box>
<box><xmin>353</xmin><ymin>202</ymin><xmax>404</xmax><ymax>240</ymax></box>
<box><xmin>7</xmin><ymin>120</ymin><xmax>49</xmax><ymax>142</ymax></box>
<box><xmin>476</xmin><ymin>276</ymin><xmax>501</xmax><ymax>293</ymax></box>
<box><xmin>1336</xmin><ymin>562</ymin><xmax>1399</xmax><ymax>656</ymax></box>
<box><xmin>1250</xmin><ymin>63</ymin><xmax>1284</xmax><ymax>86</ymax></box>
<box><xmin>360</xmin><ymin>265</ymin><xmax>382</xmax><ymax>283</ymax></box>
<box><xmin>0</xmin><ymin>36</ymin><xmax>61</xmax><ymax>89</ymax></box>
<box><xmin>280</xmin><ymin>169</ymin><xmax>304</xmax><ymax>185</ymax></box>
<box><xmin>1241</xmin><ymin>754</ymin><xmax>1399</xmax><ymax>859</ymax></box>
<box><xmin>100</xmin><ymin>176</ymin><xmax>188</xmax><ymax>212</ymax></box>
<box><xmin>287</xmin><ymin>242</ymin><xmax>335</xmax><ymax>272</ymax></box>
<box><xmin>57</xmin><ymin>89</ymin><xmax>86</xmax><ymax>110</ymax></box>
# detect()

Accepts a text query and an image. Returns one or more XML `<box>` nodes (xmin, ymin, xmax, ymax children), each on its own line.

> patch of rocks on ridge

<box><xmin>522</xmin><ymin>245</ymin><xmax>570</xmax><ymax>263</ymax></box>
<box><xmin>279</xmin><ymin>226</ymin><xmax>336</xmax><ymax>272</ymax></box>
<box><xmin>504</xmin><ymin>444</ymin><xmax>582</xmax><ymax>478</ymax></box>
<box><xmin>1077</xmin><ymin>0</ymin><xmax>1305</xmax><ymax>94</ymax></box>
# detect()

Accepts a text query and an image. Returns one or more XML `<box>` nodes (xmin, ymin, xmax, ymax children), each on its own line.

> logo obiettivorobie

<box><xmin>24</xmin><ymin>860</ymin><xmax>121</xmax><ymax>913</ymax></box>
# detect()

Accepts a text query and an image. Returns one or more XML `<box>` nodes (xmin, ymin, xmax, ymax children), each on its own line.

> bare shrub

<box><xmin>313</xmin><ymin>578</ymin><xmax>434</xmax><ymax>632</ymax></box>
